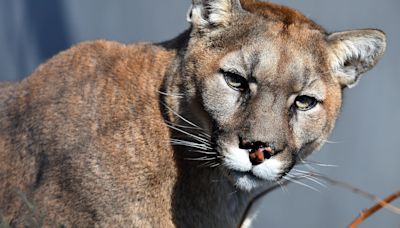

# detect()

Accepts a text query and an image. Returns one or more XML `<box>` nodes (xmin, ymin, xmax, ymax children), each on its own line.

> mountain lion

<box><xmin>0</xmin><ymin>0</ymin><xmax>386</xmax><ymax>227</ymax></box>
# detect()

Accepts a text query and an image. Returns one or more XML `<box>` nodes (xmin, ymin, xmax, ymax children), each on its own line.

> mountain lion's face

<box><xmin>180</xmin><ymin>0</ymin><xmax>385</xmax><ymax>191</ymax></box>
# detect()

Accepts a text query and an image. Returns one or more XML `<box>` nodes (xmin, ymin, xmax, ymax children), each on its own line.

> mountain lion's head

<box><xmin>170</xmin><ymin>0</ymin><xmax>386</xmax><ymax>191</ymax></box>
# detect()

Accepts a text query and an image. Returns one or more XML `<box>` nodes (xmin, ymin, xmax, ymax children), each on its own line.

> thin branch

<box><xmin>348</xmin><ymin>191</ymin><xmax>400</xmax><ymax>228</ymax></box>
<box><xmin>238</xmin><ymin>172</ymin><xmax>400</xmax><ymax>228</ymax></box>
<box><xmin>308</xmin><ymin>173</ymin><xmax>400</xmax><ymax>215</ymax></box>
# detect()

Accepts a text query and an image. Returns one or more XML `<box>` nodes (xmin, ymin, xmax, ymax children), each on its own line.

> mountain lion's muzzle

<box><xmin>238</xmin><ymin>137</ymin><xmax>283</xmax><ymax>165</ymax></box>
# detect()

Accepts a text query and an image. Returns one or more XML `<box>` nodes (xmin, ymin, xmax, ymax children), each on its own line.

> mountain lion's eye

<box><xmin>294</xmin><ymin>95</ymin><xmax>318</xmax><ymax>111</ymax></box>
<box><xmin>222</xmin><ymin>71</ymin><xmax>248</xmax><ymax>92</ymax></box>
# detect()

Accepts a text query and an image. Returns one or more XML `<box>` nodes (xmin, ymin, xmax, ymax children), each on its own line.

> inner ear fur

<box><xmin>328</xmin><ymin>29</ymin><xmax>386</xmax><ymax>88</ymax></box>
<box><xmin>189</xmin><ymin>0</ymin><xmax>244</xmax><ymax>30</ymax></box>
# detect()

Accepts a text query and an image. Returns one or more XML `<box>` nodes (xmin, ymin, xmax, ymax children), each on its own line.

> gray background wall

<box><xmin>0</xmin><ymin>0</ymin><xmax>398</xmax><ymax>227</ymax></box>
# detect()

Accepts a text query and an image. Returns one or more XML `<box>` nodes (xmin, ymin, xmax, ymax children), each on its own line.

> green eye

<box><xmin>222</xmin><ymin>71</ymin><xmax>248</xmax><ymax>92</ymax></box>
<box><xmin>294</xmin><ymin>95</ymin><xmax>318</xmax><ymax>111</ymax></box>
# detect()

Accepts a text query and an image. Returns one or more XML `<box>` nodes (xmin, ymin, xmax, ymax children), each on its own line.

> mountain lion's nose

<box><xmin>239</xmin><ymin>138</ymin><xmax>276</xmax><ymax>165</ymax></box>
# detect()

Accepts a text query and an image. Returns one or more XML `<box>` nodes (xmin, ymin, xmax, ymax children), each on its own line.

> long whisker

<box><xmin>164</xmin><ymin>139</ymin><xmax>214</xmax><ymax>153</ymax></box>
<box><xmin>160</xmin><ymin>103</ymin><xmax>224</xmax><ymax>169</ymax></box>
<box><xmin>301</xmin><ymin>160</ymin><xmax>338</xmax><ymax>168</ymax></box>
<box><xmin>277</xmin><ymin>180</ymin><xmax>289</xmax><ymax>193</ymax></box>
<box><xmin>301</xmin><ymin>175</ymin><xmax>327</xmax><ymax>188</ymax></box>
<box><xmin>165</xmin><ymin>120</ymin><xmax>205</xmax><ymax>131</ymax></box>
<box><xmin>185</xmin><ymin>157</ymin><xmax>217</xmax><ymax>161</ymax></box>
<box><xmin>171</xmin><ymin>145</ymin><xmax>215</xmax><ymax>153</ymax></box>
<box><xmin>198</xmin><ymin>160</ymin><xmax>220</xmax><ymax>168</ymax></box>
<box><xmin>291</xmin><ymin>170</ymin><xmax>327</xmax><ymax>188</ymax></box>
<box><xmin>170</xmin><ymin>139</ymin><xmax>213</xmax><ymax>150</ymax></box>
<box><xmin>297</xmin><ymin>158</ymin><xmax>319</xmax><ymax>172</ymax></box>
<box><xmin>199</xmin><ymin>132</ymin><xmax>212</xmax><ymax>140</ymax></box>
<box><xmin>209</xmin><ymin>163</ymin><xmax>221</xmax><ymax>168</ymax></box>
<box><xmin>292</xmin><ymin>169</ymin><xmax>313</xmax><ymax>174</ymax></box>
<box><xmin>323</xmin><ymin>139</ymin><xmax>343</xmax><ymax>144</ymax></box>
<box><xmin>188</xmin><ymin>150</ymin><xmax>221</xmax><ymax>156</ymax></box>
<box><xmin>161</xmin><ymin>102</ymin><xmax>204</xmax><ymax>130</ymax></box>
<box><xmin>283</xmin><ymin>176</ymin><xmax>320</xmax><ymax>192</ymax></box>
<box><xmin>157</xmin><ymin>90</ymin><xmax>184</xmax><ymax>98</ymax></box>
<box><xmin>166</xmin><ymin>124</ymin><xmax>210</xmax><ymax>144</ymax></box>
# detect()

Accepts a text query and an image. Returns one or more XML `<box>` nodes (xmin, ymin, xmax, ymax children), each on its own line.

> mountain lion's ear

<box><xmin>188</xmin><ymin>0</ymin><xmax>244</xmax><ymax>30</ymax></box>
<box><xmin>328</xmin><ymin>29</ymin><xmax>386</xmax><ymax>88</ymax></box>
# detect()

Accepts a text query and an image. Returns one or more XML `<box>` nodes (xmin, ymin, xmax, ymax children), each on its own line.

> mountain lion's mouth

<box><xmin>221</xmin><ymin>148</ymin><xmax>285</xmax><ymax>191</ymax></box>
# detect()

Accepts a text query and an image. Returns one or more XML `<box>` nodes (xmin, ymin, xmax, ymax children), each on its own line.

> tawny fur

<box><xmin>0</xmin><ymin>0</ymin><xmax>385</xmax><ymax>227</ymax></box>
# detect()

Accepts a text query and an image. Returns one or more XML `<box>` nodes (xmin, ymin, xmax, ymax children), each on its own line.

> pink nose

<box><xmin>249</xmin><ymin>146</ymin><xmax>273</xmax><ymax>165</ymax></box>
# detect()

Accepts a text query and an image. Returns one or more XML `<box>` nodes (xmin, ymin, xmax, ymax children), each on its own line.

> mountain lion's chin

<box><xmin>222</xmin><ymin>159</ymin><xmax>285</xmax><ymax>192</ymax></box>
<box><xmin>225</xmin><ymin>169</ymin><xmax>283</xmax><ymax>192</ymax></box>
<box><xmin>228</xmin><ymin>171</ymin><xmax>267</xmax><ymax>192</ymax></box>
<box><xmin>219</xmin><ymin>145</ymin><xmax>286</xmax><ymax>191</ymax></box>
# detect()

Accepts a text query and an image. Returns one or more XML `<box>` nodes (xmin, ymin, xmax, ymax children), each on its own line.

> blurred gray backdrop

<box><xmin>0</xmin><ymin>0</ymin><xmax>399</xmax><ymax>227</ymax></box>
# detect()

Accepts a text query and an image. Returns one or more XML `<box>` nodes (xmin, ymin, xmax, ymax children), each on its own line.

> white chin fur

<box><xmin>234</xmin><ymin>174</ymin><xmax>264</xmax><ymax>192</ymax></box>
<box><xmin>222</xmin><ymin>146</ymin><xmax>284</xmax><ymax>191</ymax></box>
<box><xmin>223</xmin><ymin>147</ymin><xmax>252</xmax><ymax>172</ymax></box>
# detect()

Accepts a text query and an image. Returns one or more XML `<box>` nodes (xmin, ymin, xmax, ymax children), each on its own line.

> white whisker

<box><xmin>185</xmin><ymin>157</ymin><xmax>217</xmax><ymax>161</ymax></box>
<box><xmin>199</xmin><ymin>132</ymin><xmax>212</xmax><ymax>139</ymax></box>
<box><xmin>188</xmin><ymin>150</ymin><xmax>220</xmax><ymax>156</ymax></box>
<box><xmin>170</xmin><ymin>139</ymin><xmax>212</xmax><ymax>150</ymax></box>
<box><xmin>161</xmin><ymin>102</ymin><xmax>203</xmax><ymax>130</ymax></box>
<box><xmin>323</xmin><ymin>139</ymin><xmax>343</xmax><ymax>144</ymax></box>
<box><xmin>166</xmin><ymin>124</ymin><xmax>210</xmax><ymax>144</ymax></box>
<box><xmin>305</xmin><ymin>164</ymin><xmax>319</xmax><ymax>172</ymax></box>
<box><xmin>292</xmin><ymin>170</ymin><xmax>327</xmax><ymax>188</ymax></box>
<box><xmin>303</xmin><ymin>160</ymin><xmax>338</xmax><ymax>168</ymax></box>
<box><xmin>198</xmin><ymin>160</ymin><xmax>219</xmax><ymax>168</ymax></box>
<box><xmin>165</xmin><ymin>120</ymin><xmax>206</xmax><ymax>131</ymax></box>
<box><xmin>304</xmin><ymin>176</ymin><xmax>327</xmax><ymax>188</ymax></box>
<box><xmin>283</xmin><ymin>176</ymin><xmax>320</xmax><ymax>192</ymax></box>
<box><xmin>209</xmin><ymin>163</ymin><xmax>221</xmax><ymax>168</ymax></box>
<box><xmin>187</xmin><ymin>150</ymin><xmax>218</xmax><ymax>155</ymax></box>
<box><xmin>157</xmin><ymin>90</ymin><xmax>184</xmax><ymax>98</ymax></box>
<box><xmin>277</xmin><ymin>180</ymin><xmax>289</xmax><ymax>193</ymax></box>
<box><xmin>292</xmin><ymin>169</ymin><xmax>310</xmax><ymax>174</ymax></box>
<box><xmin>298</xmin><ymin>158</ymin><xmax>319</xmax><ymax>172</ymax></box>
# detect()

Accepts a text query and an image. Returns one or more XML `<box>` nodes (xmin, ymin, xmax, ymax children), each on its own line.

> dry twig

<box><xmin>308</xmin><ymin>173</ymin><xmax>400</xmax><ymax>215</ymax></box>
<box><xmin>238</xmin><ymin>171</ymin><xmax>400</xmax><ymax>228</ymax></box>
<box><xmin>348</xmin><ymin>190</ymin><xmax>400</xmax><ymax>228</ymax></box>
